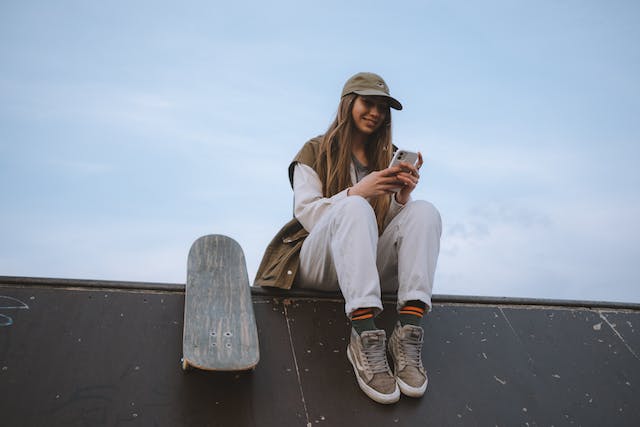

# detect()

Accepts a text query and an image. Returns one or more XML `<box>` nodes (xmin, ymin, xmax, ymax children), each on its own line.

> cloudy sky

<box><xmin>1</xmin><ymin>0</ymin><xmax>638</xmax><ymax>303</ymax></box>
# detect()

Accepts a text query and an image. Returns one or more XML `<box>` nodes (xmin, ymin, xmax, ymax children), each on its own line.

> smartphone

<box><xmin>389</xmin><ymin>150</ymin><xmax>419</xmax><ymax>169</ymax></box>
<box><xmin>388</xmin><ymin>149</ymin><xmax>419</xmax><ymax>192</ymax></box>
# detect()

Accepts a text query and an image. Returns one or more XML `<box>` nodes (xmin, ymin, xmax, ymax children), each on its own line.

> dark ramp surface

<box><xmin>1</xmin><ymin>277</ymin><xmax>639</xmax><ymax>427</ymax></box>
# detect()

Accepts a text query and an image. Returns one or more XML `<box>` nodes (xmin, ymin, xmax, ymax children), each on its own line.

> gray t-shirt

<box><xmin>352</xmin><ymin>156</ymin><xmax>370</xmax><ymax>183</ymax></box>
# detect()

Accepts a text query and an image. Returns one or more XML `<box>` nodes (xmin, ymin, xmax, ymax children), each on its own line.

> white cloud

<box><xmin>436</xmin><ymin>197</ymin><xmax>640</xmax><ymax>303</ymax></box>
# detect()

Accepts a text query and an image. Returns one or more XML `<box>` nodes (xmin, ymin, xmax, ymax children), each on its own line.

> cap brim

<box><xmin>352</xmin><ymin>89</ymin><xmax>403</xmax><ymax>110</ymax></box>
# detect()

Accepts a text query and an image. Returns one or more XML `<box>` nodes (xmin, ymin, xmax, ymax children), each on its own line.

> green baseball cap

<box><xmin>341</xmin><ymin>72</ymin><xmax>403</xmax><ymax>110</ymax></box>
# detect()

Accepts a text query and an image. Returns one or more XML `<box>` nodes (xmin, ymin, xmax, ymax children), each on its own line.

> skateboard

<box><xmin>181</xmin><ymin>234</ymin><xmax>259</xmax><ymax>371</ymax></box>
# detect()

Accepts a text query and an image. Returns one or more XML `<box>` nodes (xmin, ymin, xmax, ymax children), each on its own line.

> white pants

<box><xmin>298</xmin><ymin>196</ymin><xmax>442</xmax><ymax>316</ymax></box>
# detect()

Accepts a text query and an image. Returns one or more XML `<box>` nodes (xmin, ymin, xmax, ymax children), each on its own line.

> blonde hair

<box><xmin>317</xmin><ymin>94</ymin><xmax>393</xmax><ymax>234</ymax></box>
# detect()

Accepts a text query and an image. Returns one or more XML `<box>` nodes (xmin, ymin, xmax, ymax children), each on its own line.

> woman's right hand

<box><xmin>348</xmin><ymin>166</ymin><xmax>404</xmax><ymax>198</ymax></box>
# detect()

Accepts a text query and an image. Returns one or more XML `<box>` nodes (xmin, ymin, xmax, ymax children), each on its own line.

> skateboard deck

<box><xmin>181</xmin><ymin>234</ymin><xmax>259</xmax><ymax>371</ymax></box>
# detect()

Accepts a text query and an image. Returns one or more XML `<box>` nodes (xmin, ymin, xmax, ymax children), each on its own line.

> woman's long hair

<box><xmin>317</xmin><ymin>93</ymin><xmax>393</xmax><ymax>234</ymax></box>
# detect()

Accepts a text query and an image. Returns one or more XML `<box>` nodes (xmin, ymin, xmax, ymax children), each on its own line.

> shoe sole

<box><xmin>396</xmin><ymin>375</ymin><xmax>428</xmax><ymax>397</ymax></box>
<box><xmin>347</xmin><ymin>345</ymin><xmax>400</xmax><ymax>404</ymax></box>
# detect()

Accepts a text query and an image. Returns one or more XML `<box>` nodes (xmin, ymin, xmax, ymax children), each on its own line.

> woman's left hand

<box><xmin>394</xmin><ymin>152</ymin><xmax>423</xmax><ymax>205</ymax></box>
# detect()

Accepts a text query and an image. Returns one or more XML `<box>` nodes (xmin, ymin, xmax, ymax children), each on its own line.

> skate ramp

<box><xmin>1</xmin><ymin>276</ymin><xmax>639</xmax><ymax>426</ymax></box>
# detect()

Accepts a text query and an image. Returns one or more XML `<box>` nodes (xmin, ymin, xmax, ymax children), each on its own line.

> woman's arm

<box><xmin>293</xmin><ymin>163</ymin><xmax>349</xmax><ymax>232</ymax></box>
<box><xmin>294</xmin><ymin>162</ymin><xmax>414</xmax><ymax>232</ymax></box>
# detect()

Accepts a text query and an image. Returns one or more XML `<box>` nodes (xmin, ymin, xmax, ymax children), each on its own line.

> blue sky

<box><xmin>1</xmin><ymin>0</ymin><xmax>639</xmax><ymax>303</ymax></box>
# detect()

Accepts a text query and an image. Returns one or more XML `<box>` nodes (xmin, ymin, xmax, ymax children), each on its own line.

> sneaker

<box><xmin>346</xmin><ymin>328</ymin><xmax>400</xmax><ymax>404</ymax></box>
<box><xmin>388</xmin><ymin>322</ymin><xmax>428</xmax><ymax>397</ymax></box>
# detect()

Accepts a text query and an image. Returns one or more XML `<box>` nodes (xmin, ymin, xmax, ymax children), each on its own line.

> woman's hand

<box><xmin>394</xmin><ymin>152</ymin><xmax>423</xmax><ymax>205</ymax></box>
<box><xmin>348</xmin><ymin>167</ymin><xmax>404</xmax><ymax>199</ymax></box>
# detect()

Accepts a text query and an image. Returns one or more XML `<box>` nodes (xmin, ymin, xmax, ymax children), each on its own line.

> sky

<box><xmin>1</xmin><ymin>0</ymin><xmax>639</xmax><ymax>303</ymax></box>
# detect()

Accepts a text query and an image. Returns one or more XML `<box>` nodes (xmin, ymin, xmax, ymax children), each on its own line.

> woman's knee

<box><xmin>406</xmin><ymin>200</ymin><xmax>442</xmax><ymax>231</ymax></box>
<box><xmin>337</xmin><ymin>195</ymin><xmax>376</xmax><ymax>218</ymax></box>
<box><xmin>332</xmin><ymin>196</ymin><xmax>377</xmax><ymax>230</ymax></box>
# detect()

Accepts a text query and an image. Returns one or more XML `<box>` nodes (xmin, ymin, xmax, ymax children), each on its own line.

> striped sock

<box><xmin>398</xmin><ymin>300</ymin><xmax>426</xmax><ymax>326</ymax></box>
<box><xmin>350</xmin><ymin>308</ymin><xmax>377</xmax><ymax>334</ymax></box>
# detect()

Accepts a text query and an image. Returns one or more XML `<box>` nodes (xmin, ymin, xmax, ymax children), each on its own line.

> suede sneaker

<box><xmin>346</xmin><ymin>328</ymin><xmax>400</xmax><ymax>404</ymax></box>
<box><xmin>388</xmin><ymin>322</ymin><xmax>428</xmax><ymax>397</ymax></box>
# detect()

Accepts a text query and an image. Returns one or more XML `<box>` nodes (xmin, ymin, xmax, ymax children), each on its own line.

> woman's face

<box><xmin>351</xmin><ymin>96</ymin><xmax>388</xmax><ymax>136</ymax></box>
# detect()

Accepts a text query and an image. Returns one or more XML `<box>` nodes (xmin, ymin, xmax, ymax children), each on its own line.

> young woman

<box><xmin>255</xmin><ymin>72</ymin><xmax>442</xmax><ymax>404</ymax></box>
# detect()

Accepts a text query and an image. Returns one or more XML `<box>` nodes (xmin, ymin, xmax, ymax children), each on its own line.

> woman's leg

<box><xmin>298</xmin><ymin>196</ymin><xmax>399</xmax><ymax>403</ymax></box>
<box><xmin>377</xmin><ymin>199</ymin><xmax>442</xmax><ymax>397</ymax></box>
<box><xmin>298</xmin><ymin>196</ymin><xmax>383</xmax><ymax>315</ymax></box>
<box><xmin>377</xmin><ymin>200</ymin><xmax>442</xmax><ymax>311</ymax></box>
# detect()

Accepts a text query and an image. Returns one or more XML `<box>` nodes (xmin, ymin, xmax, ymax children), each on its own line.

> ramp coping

<box><xmin>1</xmin><ymin>275</ymin><xmax>638</xmax><ymax>311</ymax></box>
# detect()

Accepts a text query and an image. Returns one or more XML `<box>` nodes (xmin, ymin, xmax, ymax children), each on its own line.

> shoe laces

<box><xmin>398</xmin><ymin>329</ymin><xmax>423</xmax><ymax>368</ymax></box>
<box><xmin>362</xmin><ymin>334</ymin><xmax>391</xmax><ymax>374</ymax></box>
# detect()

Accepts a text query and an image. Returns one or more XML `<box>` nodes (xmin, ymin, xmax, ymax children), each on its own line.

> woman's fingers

<box><xmin>362</xmin><ymin>168</ymin><xmax>422</xmax><ymax>196</ymax></box>
<box><xmin>380</xmin><ymin>166</ymin><xmax>403</xmax><ymax>177</ymax></box>
<box><xmin>397</xmin><ymin>171</ymin><xmax>418</xmax><ymax>183</ymax></box>
<box><xmin>398</xmin><ymin>162</ymin><xmax>420</xmax><ymax>179</ymax></box>
<box><xmin>395</xmin><ymin>172</ymin><xmax>418</xmax><ymax>190</ymax></box>
<box><xmin>370</xmin><ymin>168</ymin><xmax>415</xmax><ymax>194</ymax></box>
